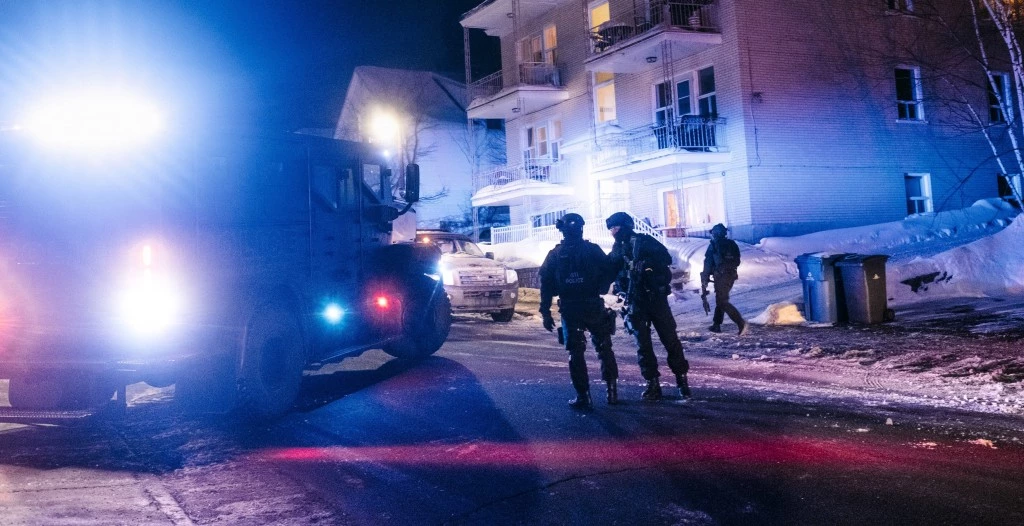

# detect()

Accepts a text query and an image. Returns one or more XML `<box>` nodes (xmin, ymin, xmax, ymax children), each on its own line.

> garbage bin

<box><xmin>794</xmin><ymin>253</ymin><xmax>847</xmax><ymax>324</ymax></box>
<box><xmin>835</xmin><ymin>254</ymin><xmax>890</xmax><ymax>324</ymax></box>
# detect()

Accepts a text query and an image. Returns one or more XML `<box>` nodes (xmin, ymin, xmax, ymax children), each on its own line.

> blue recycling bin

<box><xmin>835</xmin><ymin>254</ymin><xmax>890</xmax><ymax>324</ymax></box>
<box><xmin>794</xmin><ymin>253</ymin><xmax>847</xmax><ymax>324</ymax></box>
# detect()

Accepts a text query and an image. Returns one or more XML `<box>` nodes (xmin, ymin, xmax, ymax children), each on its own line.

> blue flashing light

<box><xmin>323</xmin><ymin>303</ymin><xmax>345</xmax><ymax>324</ymax></box>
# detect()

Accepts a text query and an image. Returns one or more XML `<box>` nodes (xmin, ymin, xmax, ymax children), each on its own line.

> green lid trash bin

<box><xmin>835</xmin><ymin>254</ymin><xmax>890</xmax><ymax>324</ymax></box>
<box><xmin>794</xmin><ymin>253</ymin><xmax>847</xmax><ymax>324</ymax></box>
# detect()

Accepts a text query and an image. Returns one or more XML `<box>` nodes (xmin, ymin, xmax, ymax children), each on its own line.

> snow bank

<box><xmin>489</xmin><ymin>199</ymin><xmax>1021</xmax><ymax>304</ymax></box>
<box><xmin>758</xmin><ymin>199</ymin><xmax>1017</xmax><ymax>257</ymax></box>
<box><xmin>890</xmin><ymin>215</ymin><xmax>1024</xmax><ymax>303</ymax></box>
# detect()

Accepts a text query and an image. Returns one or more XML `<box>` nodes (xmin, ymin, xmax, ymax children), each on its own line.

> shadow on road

<box><xmin>0</xmin><ymin>352</ymin><xmax>548</xmax><ymax>523</ymax></box>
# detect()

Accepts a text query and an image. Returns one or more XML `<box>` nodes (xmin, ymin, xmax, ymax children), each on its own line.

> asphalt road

<box><xmin>1</xmin><ymin>314</ymin><xmax>1023</xmax><ymax>525</ymax></box>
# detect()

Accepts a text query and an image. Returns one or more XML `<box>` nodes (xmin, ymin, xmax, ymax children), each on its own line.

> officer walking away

<box><xmin>701</xmin><ymin>223</ymin><xmax>748</xmax><ymax>336</ymax></box>
<box><xmin>539</xmin><ymin>213</ymin><xmax>620</xmax><ymax>410</ymax></box>
<box><xmin>605</xmin><ymin>212</ymin><xmax>690</xmax><ymax>400</ymax></box>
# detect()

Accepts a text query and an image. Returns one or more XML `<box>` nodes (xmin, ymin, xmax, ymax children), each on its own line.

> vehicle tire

<box><xmin>235</xmin><ymin>302</ymin><xmax>306</xmax><ymax>421</ymax></box>
<box><xmin>490</xmin><ymin>308</ymin><xmax>515</xmax><ymax>322</ymax></box>
<box><xmin>383</xmin><ymin>281</ymin><xmax>452</xmax><ymax>359</ymax></box>
<box><xmin>175</xmin><ymin>352</ymin><xmax>237</xmax><ymax>415</ymax></box>
<box><xmin>8</xmin><ymin>372</ymin><xmax>115</xmax><ymax>410</ymax></box>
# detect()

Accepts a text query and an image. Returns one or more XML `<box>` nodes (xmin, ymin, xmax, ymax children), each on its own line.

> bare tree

<box><xmin>450</xmin><ymin>119</ymin><xmax>508</xmax><ymax>239</ymax></box>
<box><xmin>859</xmin><ymin>0</ymin><xmax>1024</xmax><ymax>205</ymax></box>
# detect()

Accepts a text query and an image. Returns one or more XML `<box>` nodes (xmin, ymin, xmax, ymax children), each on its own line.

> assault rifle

<box><xmin>617</xmin><ymin>235</ymin><xmax>645</xmax><ymax>336</ymax></box>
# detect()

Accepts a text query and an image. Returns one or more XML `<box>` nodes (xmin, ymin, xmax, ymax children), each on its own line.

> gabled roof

<box><xmin>335</xmin><ymin>66</ymin><xmax>467</xmax><ymax>140</ymax></box>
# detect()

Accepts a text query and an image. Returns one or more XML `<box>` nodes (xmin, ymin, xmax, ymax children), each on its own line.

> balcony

<box><xmin>462</xmin><ymin>0</ymin><xmax>573</xmax><ymax>36</ymax></box>
<box><xmin>584</xmin><ymin>1</ymin><xmax>722</xmax><ymax>73</ymax></box>
<box><xmin>591</xmin><ymin>116</ymin><xmax>730</xmax><ymax>179</ymax></box>
<box><xmin>471</xmin><ymin>160</ymin><xmax>574</xmax><ymax>207</ymax></box>
<box><xmin>467</xmin><ymin>63</ymin><xmax>569</xmax><ymax>119</ymax></box>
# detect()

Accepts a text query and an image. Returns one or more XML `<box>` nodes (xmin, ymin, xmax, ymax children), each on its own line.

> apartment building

<box><xmin>461</xmin><ymin>0</ymin><xmax>1006</xmax><ymax>243</ymax></box>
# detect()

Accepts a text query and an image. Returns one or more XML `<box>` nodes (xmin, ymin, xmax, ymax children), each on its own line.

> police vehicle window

<box><xmin>312</xmin><ymin>165</ymin><xmax>339</xmax><ymax>209</ymax></box>
<box><xmin>362</xmin><ymin>164</ymin><xmax>382</xmax><ymax>200</ymax></box>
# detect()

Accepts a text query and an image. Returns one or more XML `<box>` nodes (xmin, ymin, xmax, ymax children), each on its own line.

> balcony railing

<box><xmin>474</xmin><ymin>160</ymin><xmax>570</xmax><ymax>192</ymax></box>
<box><xmin>590</xmin><ymin>1</ymin><xmax>718</xmax><ymax>54</ymax></box>
<box><xmin>469</xmin><ymin>62</ymin><xmax>563</xmax><ymax>102</ymax></box>
<box><xmin>593</xmin><ymin>116</ymin><xmax>725</xmax><ymax>169</ymax></box>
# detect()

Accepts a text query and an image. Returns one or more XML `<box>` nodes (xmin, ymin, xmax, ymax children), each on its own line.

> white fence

<box><xmin>490</xmin><ymin>213</ymin><xmax>664</xmax><ymax>246</ymax></box>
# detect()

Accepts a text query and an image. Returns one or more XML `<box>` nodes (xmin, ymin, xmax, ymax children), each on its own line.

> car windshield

<box><xmin>433</xmin><ymin>237</ymin><xmax>485</xmax><ymax>257</ymax></box>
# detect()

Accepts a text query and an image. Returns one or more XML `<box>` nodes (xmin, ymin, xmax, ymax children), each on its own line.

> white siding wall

<box><xmin>480</xmin><ymin>0</ymin><xmax>1003</xmax><ymax>241</ymax></box>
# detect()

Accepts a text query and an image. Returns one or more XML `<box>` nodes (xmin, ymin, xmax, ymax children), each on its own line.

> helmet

<box><xmin>556</xmin><ymin>213</ymin><xmax>585</xmax><ymax>234</ymax></box>
<box><xmin>604</xmin><ymin>212</ymin><xmax>634</xmax><ymax>230</ymax></box>
<box><xmin>711</xmin><ymin>223</ymin><xmax>728</xmax><ymax>238</ymax></box>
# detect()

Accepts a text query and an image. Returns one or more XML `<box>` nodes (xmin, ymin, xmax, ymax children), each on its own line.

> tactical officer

<box><xmin>605</xmin><ymin>212</ymin><xmax>691</xmax><ymax>400</ymax></box>
<box><xmin>539</xmin><ymin>213</ymin><xmax>619</xmax><ymax>409</ymax></box>
<box><xmin>701</xmin><ymin>223</ymin><xmax>748</xmax><ymax>335</ymax></box>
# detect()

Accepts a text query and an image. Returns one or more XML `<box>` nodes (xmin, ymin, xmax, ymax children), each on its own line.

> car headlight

<box><xmin>505</xmin><ymin>269</ymin><xmax>518</xmax><ymax>284</ymax></box>
<box><xmin>442</xmin><ymin>269</ymin><xmax>456</xmax><ymax>286</ymax></box>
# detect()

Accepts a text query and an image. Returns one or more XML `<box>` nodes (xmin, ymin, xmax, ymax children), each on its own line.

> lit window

<box><xmin>895</xmin><ymin>67</ymin><xmax>925</xmax><ymax>121</ymax></box>
<box><xmin>904</xmin><ymin>173</ymin><xmax>933</xmax><ymax>215</ymax></box>
<box><xmin>595</xmin><ymin>72</ymin><xmax>617</xmax><ymax>123</ymax></box>
<box><xmin>589</xmin><ymin>1</ymin><xmax>610</xmax><ymax>30</ymax></box>
<box><xmin>519</xmin><ymin>24</ymin><xmax>557</xmax><ymax>65</ymax></box>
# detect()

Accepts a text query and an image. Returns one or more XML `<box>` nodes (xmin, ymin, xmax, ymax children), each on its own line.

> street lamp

<box><xmin>368</xmin><ymin>108</ymin><xmax>400</xmax><ymax>147</ymax></box>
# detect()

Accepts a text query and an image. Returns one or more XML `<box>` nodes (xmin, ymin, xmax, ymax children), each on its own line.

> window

<box><xmin>520</xmin><ymin>24</ymin><xmax>557</xmax><ymax>64</ymax></box>
<box><xmin>697</xmin><ymin>66</ymin><xmax>717</xmax><ymax>117</ymax></box>
<box><xmin>895</xmin><ymin>67</ymin><xmax>924</xmax><ymax>120</ymax></box>
<box><xmin>676</xmin><ymin>78</ymin><xmax>692</xmax><ymax>116</ymax></box>
<box><xmin>663</xmin><ymin>181</ymin><xmax>725</xmax><ymax>229</ymax></box>
<box><xmin>998</xmin><ymin>173</ymin><xmax>1022</xmax><ymax>199</ymax></box>
<box><xmin>904</xmin><ymin>173</ymin><xmax>933</xmax><ymax>215</ymax></box>
<box><xmin>313</xmin><ymin>166</ymin><xmax>339</xmax><ymax>209</ymax></box>
<box><xmin>989</xmin><ymin>72</ymin><xmax>1012</xmax><ymax>124</ymax></box>
<box><xmin>654</xmin><ymin>81</ymin><xmax>675</xmax><ymax>127</ymax></box>
<box><xmin>589</xmin><ymin>1</ymin><xmax>610</xmax><ymax>30</ymax></box>
<box><xmin>684</xmin><ymin>180</ymin><xmax>725</xmax><ymax>227</ymax></box>
<box><xmin>522</xmin><ymin>120</ymin><xmax>561</xmax><ymax>162</ymax></box>
<box><xmin>595</xmin><ymin>72</ymin><xmax>617</xmax><ymax>123</ymax></box>
<box><xmin>887</xmin><ymin>0</ymin><xmax>914</xmax><ymax>12</ymax></box>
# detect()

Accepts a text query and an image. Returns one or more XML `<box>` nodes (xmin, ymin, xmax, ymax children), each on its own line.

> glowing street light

<box><xmin>367</xmin><ymin>109</ymin><xmax>400</xmax><ymax>146</ymax></box>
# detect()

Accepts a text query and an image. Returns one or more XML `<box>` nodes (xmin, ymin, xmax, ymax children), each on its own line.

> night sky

<box><xmin>0</xmin><ymin>0</ymin><xmax>498</xmax><ymax>130</ymax></box>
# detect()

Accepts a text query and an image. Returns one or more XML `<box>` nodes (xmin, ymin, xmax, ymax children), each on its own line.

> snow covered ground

<box><xmin>504</xmin><ymin>199</ymin><xmax>1024</xmax><ymax>417</ymax></box>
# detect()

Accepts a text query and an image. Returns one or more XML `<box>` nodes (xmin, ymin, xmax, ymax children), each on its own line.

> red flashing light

<box><xmin>375</xmin><ymin>295</ymin><xmax>390</xmax><ymax>309</ymax></box>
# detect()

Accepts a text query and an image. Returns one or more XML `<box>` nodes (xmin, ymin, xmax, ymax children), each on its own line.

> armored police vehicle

<box><xmin>0</xmin><ymin>94</ymin><xmax>451</xmax><ymax>422</ymax></box>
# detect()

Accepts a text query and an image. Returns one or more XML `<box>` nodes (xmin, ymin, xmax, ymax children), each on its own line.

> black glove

<box><xmin>541</xmin><ymin>310</ymin><xmax>555</xmax><ymax>332</ymax></box>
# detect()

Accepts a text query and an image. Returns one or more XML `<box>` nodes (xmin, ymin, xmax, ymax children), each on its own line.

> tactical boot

<box><xmin>708</xmin><ymin>324</ymin><xmax>722</xmax><ymax>333</ymax></box>
<box><xmin>606</xmin><ymin>381</ymin><xmax>619</xmax><ymax>405</ymax></box>
<box><xmin>641</xmin><ymin>380</ymin><xmax>663</xmax><ymax>401</ymax></box>
<box><xmin>737</xmin><ymin>320</ymin><xmax>749</xmax><ymax>336</ymax></box>
<box><xmin>676</xmin><ymin>374</ymin><xmax>692</xmax><ymax>398</ymax></box>
<box><xmin>568</xmin><ymin>391</ymin><xmax>593</xmax><ymax>410</ymax></box>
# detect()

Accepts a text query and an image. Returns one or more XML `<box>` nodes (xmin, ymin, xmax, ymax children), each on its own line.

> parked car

<box><xmin>416</xmin><ymin>230</ymin><xmax>518</xmax><ymax>322</ymax></box>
